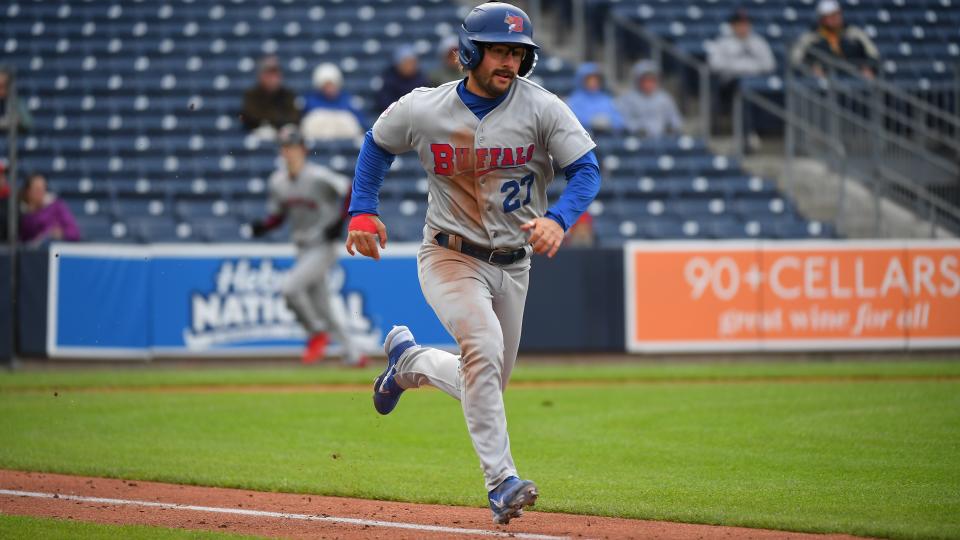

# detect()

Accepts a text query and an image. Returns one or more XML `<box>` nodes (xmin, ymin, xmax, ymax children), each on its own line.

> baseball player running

<box><xmin>251</xmin><ymin>125</ymin><xmax>366</xmax><ymax>366</ymax></box>
<box><xmin>345</xmin><ymin>3</ymin><xmax>600</xmax><ymax>525</ymax></box>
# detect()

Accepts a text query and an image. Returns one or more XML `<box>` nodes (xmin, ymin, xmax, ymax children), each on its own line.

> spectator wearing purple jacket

<box><xmin>19</xmin><ymin>173</ymin><xmax>80</xmax><ymax>245</ymax></box>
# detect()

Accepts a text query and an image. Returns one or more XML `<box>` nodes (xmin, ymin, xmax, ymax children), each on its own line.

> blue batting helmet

<box><xmin>458</xmin><ymin>2</ymin><xmax>540</xmax><ymax>77</ymax></box>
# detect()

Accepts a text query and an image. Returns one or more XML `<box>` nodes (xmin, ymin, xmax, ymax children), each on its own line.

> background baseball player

<box><xmin>251</xmin><ymin>125</ymin><xmax>367</xmax><ymax>367</ymax></box>
<box><xmin>344</xmin><ymin>3</ymin><xmax>601</xmax><ymax>525</ymax></box>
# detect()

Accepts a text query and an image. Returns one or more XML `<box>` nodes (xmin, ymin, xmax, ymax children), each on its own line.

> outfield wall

<box><xmin>625</xmin><ymin>241</ymin><xmax>960</xmax><ymax>352</ymax></box>
<box><xmin>11</xmin><ymin>240</ymin><xmax>960</xmax><ymax>360</ymax></box>
<box><xmin>0</xmin><ymin>248</ymin><xmax>11</xmax><ymax>362</ymax></box>
<box><xmin>36</xmin><ymin>243</ymin><xmax>453</xmax><ymax>359</ymax></box>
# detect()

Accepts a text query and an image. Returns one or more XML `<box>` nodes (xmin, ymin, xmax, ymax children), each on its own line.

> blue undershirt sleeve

<box><xmin>545</xmin><ymin>150</ymin><xmax>601</xmax><ymax>231</ymax></box>
<box><xmin>348</xmin><ymin>130</ymin><xmax>396</xmax><ymax>216</ymax></box>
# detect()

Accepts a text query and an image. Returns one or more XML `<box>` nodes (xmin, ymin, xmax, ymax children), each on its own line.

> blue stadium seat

<box><xmin>129</xmin><ymin>216</ymin><xmax>194</xmax><ymax>243</ymax></box>
<box><xmin>192</xmin><ymin>218</ymin><xmax>249</xmax><ymax>242</ymax></box>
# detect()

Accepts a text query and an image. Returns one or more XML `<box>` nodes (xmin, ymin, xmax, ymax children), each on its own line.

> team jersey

<box><xmin>371</xmin><ymin>77</ymin><xmax>596</xmax><ymax>249</ymax></box>
<box><xmin>268</xmin><ymin>161</ymin><xmax>349</xmax><ymax>247</ymax></box>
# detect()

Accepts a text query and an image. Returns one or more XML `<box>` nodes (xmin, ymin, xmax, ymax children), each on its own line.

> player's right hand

<box><xmin>345</xmin><ymin>214</ymin><xmax>387</xmax><ymax>260</ymax></box>
<box><xmin>250</xmin><ymin>220</ymin><xmax>269</xmax><ymax>238</ymax></box>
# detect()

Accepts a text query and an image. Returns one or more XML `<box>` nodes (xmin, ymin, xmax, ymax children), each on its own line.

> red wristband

<box><xmin>348</xmin><ymin>214</ymin><xmax>379</xmax><ymax>234</ymax></box>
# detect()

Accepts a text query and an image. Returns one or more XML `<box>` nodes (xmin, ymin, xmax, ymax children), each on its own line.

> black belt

<box><xmin>434</xmin><ymin>233</ymin><xmax>528</xmax><ymax>266</ymax></box>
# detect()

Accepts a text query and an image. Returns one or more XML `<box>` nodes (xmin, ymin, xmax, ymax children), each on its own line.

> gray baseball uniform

<box><xmin>269</xmin><ymin>161</ymin><xmax>362</xmax><ymax>363</ymax></box>
<box><xmin>371</xmin><ymin>78</ymin><xmax>595</xmax><ymax>490</ymax></box>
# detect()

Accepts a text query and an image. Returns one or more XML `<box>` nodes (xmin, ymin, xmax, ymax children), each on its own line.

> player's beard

<box><xmin>476</xmin><ymin>68</ymin><xmax>515</xmax><ymax>98</ymax></box>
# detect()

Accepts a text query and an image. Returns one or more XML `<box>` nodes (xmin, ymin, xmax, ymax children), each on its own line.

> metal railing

<box><xmin>603</xmin><ymin>11</ymin><xmax>712</xmax><ymax>139</ymax></box>
<box><xmin>801</xmin><ymin>47</ymin><xmax>960</xmax><ymax>160</ymax></box>
<box><xmin>778</xmin><ymin>48</ymin><xmax>960</xmax><ymax>236</ymax></box>
<box><xmin>595</xmin><ymin>7</ymin><xmax>959</xmax><ymax>237</ymax></box>
<box><xmin>734</xmin><ymin>88</ymin><xmax>853</xmax><ymax>233</ymax></box>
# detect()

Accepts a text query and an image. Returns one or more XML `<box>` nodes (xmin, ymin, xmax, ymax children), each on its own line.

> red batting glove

<box><xmin>346</xmin><ymin>214</ymin><xmax>388</xmax><ymax>259</ymax></box>
<box><xmin>348</xmin><ymin>214</ymin><xmax>380</xmax><ymax>234</ymax></box>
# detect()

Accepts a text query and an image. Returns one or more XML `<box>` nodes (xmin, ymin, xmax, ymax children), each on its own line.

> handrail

<box><xmin>803</xmin><ymin>46</ymin><xmax>960</xmax><ymax>129</ymax></box>
<box><xmin>737</xmin><ymin>86</ymin><xmax>855</xmax><ymax>233</ymax></box>
<box><xmin>875</xmin><ymin>163</ymin><xmax>960</xmax><ymax>231</ymax></box>
<box><xmin>787</xmin><ymin>80</ymin><xmax>960</xmax><ymax>176</ymax></box>
<box><xmin>740</xmin><ymin>87</ymin><xmax>847</xmax><ymax>161</ymax></box>
<box><xmin>799</xmin><ymin>47</ymin><xmax>960</xmax><ymax>154</ymax></box>
<box><xmin>740</xmin><ymin>86</ymin><xmax>960</xmax><ymax>235</ymax></box>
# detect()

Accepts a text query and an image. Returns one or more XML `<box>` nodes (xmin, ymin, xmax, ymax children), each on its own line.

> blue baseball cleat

<box><xmin>488</xmin><ymin>476</ymin><xmax>538</xmax><ymax>525</ymax></box>
<box><xmin>373</xmin><ymin>325</ymin><xmax>417</xmax><ymax>415</ymax></box>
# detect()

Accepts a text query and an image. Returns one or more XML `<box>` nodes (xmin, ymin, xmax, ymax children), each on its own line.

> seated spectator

<box><xmin>707</xmin><ymin>8</ymin><xmax>776</xmax><ymax>134</ymax></box>
<box><xmin>429</xmin><ymin>36</ymin><xmax>464</xmax><ymax>87</ymax></box>
<box><xmin>240</xmin><ymin>55</ymin><xmax>300</xmax><ymax>138</ymax></box>
<box><xmin>565</xmin><ymin>63</ymin><xmax>624</xmax><ymax>133</ymax></box>
<box><xmin>19</xmin><ymin>173</ymin><xmax>80</xmax><ymax>245</ymax></box>
<box><xmin>563</xmin><ymin>213</ymin><xmax>595</xmax><ymax>248</ymax></box>
<box><xmin>616</xmin><ymin>61</ymin><xmax>683</xmax><ymax>138</ymax></box>
<box><xmin>0</xmin><ymin>68</ymin><xmax>34</xmax><ymax>133</ymax></box>
<box><xmin>707</xmin><ymin>8</ymin><xmax>776</xmax><ymax>78</ymax></box>
<box><xmin>301</xmin><ymin>63</ymin><xmax>365</xmax><ymax>141</ymax></box>
<box><xmin>377</xmin><ymin>46</ymin><xmax>429</xmax><ymax>113</ymax></box>
<box><xmin>791</xmin><ymin>0</ymin><xmax>880</xmax><ymax>80</ymax></box>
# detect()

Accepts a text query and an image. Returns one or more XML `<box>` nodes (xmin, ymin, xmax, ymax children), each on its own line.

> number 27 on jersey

<box><xmin>501</xmin><ymin>174</ymin><xmax>534</xmax><ymax>213</ymax></box>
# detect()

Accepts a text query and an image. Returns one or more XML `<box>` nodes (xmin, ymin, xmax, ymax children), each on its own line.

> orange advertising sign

<box><xmin>625</xmin><ymin>241</ymin><xmax>960</xmax><ymax>352</ymax></box>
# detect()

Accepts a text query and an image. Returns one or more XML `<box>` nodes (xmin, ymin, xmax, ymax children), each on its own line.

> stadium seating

<box><xmin>595</xmin><ymin>0</ymin><xmax>960</xmax><ymax>91</ymax></box>
<box><xmin>4</xmin><ymin>0</ymin><xmax>836</xmax><ymax>243</ymax></box>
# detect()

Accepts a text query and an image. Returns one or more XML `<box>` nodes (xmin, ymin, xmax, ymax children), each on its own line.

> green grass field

<box><xmin>0</xmin><ymin>514</ymin><xmax>251</xmax><ymax>539</ymax></box>
<box><xmin>1</xmin><ymin>360</ymin><xmax>958</xmax><ymax>539</ymax></box>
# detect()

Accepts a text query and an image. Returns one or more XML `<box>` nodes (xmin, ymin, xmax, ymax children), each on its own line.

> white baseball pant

<box><xmin>392</xmin><ymin>240</ymin><xmax>530</xmax><ymax>491</ymax></box>
<box><xmin>282</xmin><ymin>243</ymin><xmax>360</xmax><ymax>363</ymax></box>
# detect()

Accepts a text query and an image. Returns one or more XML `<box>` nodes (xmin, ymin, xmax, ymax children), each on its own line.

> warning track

<box><xmin>0</xmin><ymin>470</ymin><xmax>869</xmax><ymax>539</ymax></box>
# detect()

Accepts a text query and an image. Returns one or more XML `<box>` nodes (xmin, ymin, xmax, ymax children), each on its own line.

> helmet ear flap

<box><xmin>458</xmin><ymin>26</ymin><xmax>483</xmax><ymax>71</ymax></box>
<box><xmin>519</xmin><ymin>48</ymin><xmax>537</xmax><ymax>77</ymax></box>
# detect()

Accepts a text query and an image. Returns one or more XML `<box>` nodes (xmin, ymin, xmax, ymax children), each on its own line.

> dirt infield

<box><xmin>0</xmin><ymin>470</ymin><xmax>868</xmax><ymax>539</ymax></box>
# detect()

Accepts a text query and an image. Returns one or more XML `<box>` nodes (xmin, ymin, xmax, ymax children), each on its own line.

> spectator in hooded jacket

<box><xmin>616</xmin><ymin>61</ymin><xmax>683</xmax><ymax>138</ymax></box>
<box><xmin>301</xmin><ymin>63</ymin><xmax>365</xmax><ymax>141</ymax></box>
<box><xmin>19</xmin><ymin>173</ymin><xmax>80</xmax><ymax>245</ymax></box>
<box><xmin>565</xmin><ymin>63</ymin><xmax>624</xmax><ymax>133</ymax></box>
<box><xmin>791</xmin><ymin>0</ymin><xmax>880</xmax><ymax>79</ymax></box>
<box><xmin>377</xmin><ymin>46</ymin><xmax>429</xmax><ymax>113</ymax></box>
<box><xmin>707</xmin><ymin>8</ymin><xmax>776</xmax><ymax>78</ymax></box>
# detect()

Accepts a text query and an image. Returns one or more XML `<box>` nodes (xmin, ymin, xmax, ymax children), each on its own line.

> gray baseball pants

<box><xmin>282</xmin><ymin>242</ymin><xmax>359</xmax><ymax>362</ymax></box>
<box><xmin>392</xmin><ymin>241</ymin><xmax>531</xmax><ymax>492</ymax></box>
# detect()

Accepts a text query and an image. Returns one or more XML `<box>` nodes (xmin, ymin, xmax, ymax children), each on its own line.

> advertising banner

<box><xmin>625</xmin><ymin>241</ymin><xmax>960</xmax><ymax>352</ymax></box>
<box><xmin>47</xmin><ymin>243</ymin><xmax>454</xmax><ymax>359</ymax></box>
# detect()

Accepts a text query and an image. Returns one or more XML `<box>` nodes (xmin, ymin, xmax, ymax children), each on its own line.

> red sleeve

<box><xmin>262</xmin><ymin>213</ymin><xmax>285</xmax><ymax>229</ymax></box>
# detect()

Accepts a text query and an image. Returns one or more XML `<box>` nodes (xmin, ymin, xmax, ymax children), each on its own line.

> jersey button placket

<box><xmin>476</xmin><ymin>123</ymin><xmax>495</xmax><ymax>245</ymax></box>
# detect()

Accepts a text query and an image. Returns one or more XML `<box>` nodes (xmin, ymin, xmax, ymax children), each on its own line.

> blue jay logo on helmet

<box><xmin>458</xmin><ymin>2</ymin><xmax>540</xmax><ymax>77</ymax></box>
<box><xmin>504</xmin><ymin>13</ymin><xmax>524</xmax><ymax>33</ymax></box>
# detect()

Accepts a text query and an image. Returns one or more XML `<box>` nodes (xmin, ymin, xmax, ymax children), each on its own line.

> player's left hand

<box><xmin>521</xmin><ymin>218</ymin><xmax>564</xmax><ymax>258</ymax></box>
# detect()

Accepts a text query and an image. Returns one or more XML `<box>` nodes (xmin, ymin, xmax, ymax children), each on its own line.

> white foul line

<box><xmin>0</xmin><ymin>489</ymin><xmax>569</xmax><ymax>540</ymax></box>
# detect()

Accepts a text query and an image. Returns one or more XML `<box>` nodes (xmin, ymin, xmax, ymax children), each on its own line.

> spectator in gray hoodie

<box><xmin>615</xmin><ymin>61</ymin><xmax>683</xmax><ymax>138</ymax></box>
